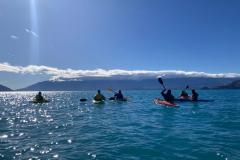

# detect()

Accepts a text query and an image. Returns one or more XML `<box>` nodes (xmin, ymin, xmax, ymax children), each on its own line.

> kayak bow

<box><xmin>31</xmin><ymin>99</ymin><xmax>50</xmax><ymax>104</ymax></box>
<box><xmin>154</xmin><ymin>98</ymin><xmax>179</xmax><ymax>107</ymax></box>
<box><xmin>92</xmin><ymin>100</ymin><xmax>105</xmax><ymax>104</ymax></box>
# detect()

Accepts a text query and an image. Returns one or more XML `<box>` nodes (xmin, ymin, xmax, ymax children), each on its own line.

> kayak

<box><xmin>154</xmin><ymin>98</ymin><xmax>179</xmax><ymax>107</ymax></box>
<box><xmin>175</xmin><ymin>99</ymin><xmax>214</xmax><ymax>102</ymax></box>
<box><xmin>31</xmin><ymin>99</ymin><xmax>50</xmax><ymax>104</ymax></box>
<box><xmin>92</xmin><ymin>100</ymin><xmax>105</xmax><ymax>104</ymax></box>
<box><xmin>109</xmin><ymin>97</ymin><xmax>115</xmax><ymax>101</ymax></box>
<box><xmin>109</xmin><ymin>97</ymin><xmax>127</xmax><ymax>102</ymax></box>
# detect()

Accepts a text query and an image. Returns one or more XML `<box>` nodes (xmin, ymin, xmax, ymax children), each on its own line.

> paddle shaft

<box><xmin>108</xmin><ymin>88</ymin><xmax>117</xmax><ymax>94</ymax></box>
<box><xmin>158</xmin><ymin>78</ymin><xmax>166</xmax><ymax>90</ymax></box>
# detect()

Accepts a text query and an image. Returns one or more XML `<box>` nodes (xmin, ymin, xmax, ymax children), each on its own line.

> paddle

<box><xmin>107</xmin><ymin>88</ymin><xmax>117</xmax><ymax>94</ymax></box>
<box><xmin>107</xmin><ymin>88</ymin><xmax>117</xmax><ymax>100</ymax></box>
<box><xmin>158</xmin><ymin>78</ymin><xmax>166</xmax><ymax>90</ymax></box>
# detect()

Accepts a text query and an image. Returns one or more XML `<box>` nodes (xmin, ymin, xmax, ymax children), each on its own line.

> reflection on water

<box><xmin>0</xmin><ymin>90</ymin><xmax>239</xmax><ymax>159</ymax></box>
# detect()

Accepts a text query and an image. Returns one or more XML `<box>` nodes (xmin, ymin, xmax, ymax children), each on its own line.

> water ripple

<box><xmin>0</xmin><ymin>90</ymin><xmax>239</xmax><ymax>159</ymax></box>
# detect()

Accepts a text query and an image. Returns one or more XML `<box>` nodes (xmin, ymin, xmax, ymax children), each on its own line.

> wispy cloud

<box><xmin>0</xmin><ymin>62</ymin><xmax>240</xmax><ymax>81</ymax></box>
<box><xmin>10</xmin><ymin>35</ymin><xmax>19</xmax><ymax>40</ymax></box>
<box><xmin>25</xmin><ymin>28</ymin><xmax>39</xmax><ymax>38</ymax></box>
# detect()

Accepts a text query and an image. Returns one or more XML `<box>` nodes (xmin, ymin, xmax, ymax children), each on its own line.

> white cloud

<box><xmin>0</xmin><ymin>62</ymin><xmax>240</xmax><ymax>81</ymax></box>
<box><xmin>25</xmin><ymin>28</ymin><xmax>39</xmax><ymax>38</ymax></box>
<box><xmin>10</xmin><ymin>35</ymin><xmax>19</xmax><ymax>39</ymax></box>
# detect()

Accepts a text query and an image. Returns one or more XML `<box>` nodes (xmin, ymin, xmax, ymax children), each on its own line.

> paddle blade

<box><xmin>80</xmin><ymin>98</ymin><xmax>87</xmax><ymax>102</ymax></box>
<box><xmin>107</xmin><ymin>88</ymin><xmax>113</xmax><ymax>92</ymax></box>
<box><xmin>158</xmin><ymin>78</ymin><xmax>164</xmax><ymax>85</ymax></box>
<box><xmin>186</xmin><ymin>85</ymin><xmax>189</xmax><ymax>89</ymax></box>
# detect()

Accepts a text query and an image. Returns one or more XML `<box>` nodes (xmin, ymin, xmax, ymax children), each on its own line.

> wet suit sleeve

<box><xmin>161</xmin><ymin>89</ymin><xmax>166</xmax><ymax>96</ymax></box>
<box><xmin>102</xmin><ymin>95</ymin><xmax>106</xmax><ymax>100</ymax></box>
<box><xmin>161</xmin><ymin>89</ymin><xmax>166</xmax><ymax>99</ymax></box>
<box><xmin>196</xmin><ymin>93</ymin><xmax>199</xmax><ymax>99</ymax></box>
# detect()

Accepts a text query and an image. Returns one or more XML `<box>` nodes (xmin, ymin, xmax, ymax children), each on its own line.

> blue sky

<box><xmin>0</xmin><ymin>0</ymin><xmax>240</xmax><ymax>89</ymax></box>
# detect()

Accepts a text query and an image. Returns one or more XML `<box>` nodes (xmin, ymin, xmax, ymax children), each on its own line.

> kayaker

<box><xmin>114</xmin><ymin>90</ymin><xmax>124</xmax><ymax>100</ymax></box>
<box><xmin>35</xmin><ymin>92</ymin><xmax>44</xmax><ymax>102</ymax></box>
<box><xmin>161</xmin><ymin>89</ymin><xmax>175</xmax><ymax>103</ymax></box>
<box><xmin>179</xmin><ymin>90</ymin><xmax>189</xmax><ymax>99</ymax></box>
<box><xmin>94</xmin><ymin>90</ymin><xmax>106</xmax><ymax>101</ymax></box>
<box><xmin>191</xmin><ymin>89</ymin><xmax>199</xmax><ymax>101</ymax></box>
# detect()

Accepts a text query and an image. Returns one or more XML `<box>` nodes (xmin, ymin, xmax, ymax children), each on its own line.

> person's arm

<box><xmin>100</xmin><ymin>94</ymin><xmax>105</xmax><ymax>100</ymax></box>
<box><xmin>161</xmin><ymin>89</ymin><xmax>166</xmax><ymax>96</ymax></box>
<box><xmin>161</xmin><ymin>89</ymin><xmax>166</xmax><ymax>94</ymax></box>
<box><xmin>94</xmin><ymin>94</ymin><xmax>99</xmax><ymax>101</ymax></box>
<box><xmin>120</xmin><ymin>94</ymin><xmax>124</xmax><ymax>99</ymax></box>
<box><xmin>179</xmin><ymin>93</ymin><xmax>183</xmax><ymax>98</ymax></box>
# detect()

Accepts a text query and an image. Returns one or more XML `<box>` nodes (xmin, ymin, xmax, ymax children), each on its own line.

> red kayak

<box><xmin>154</xmin><ymin>98</ymin><xmax>179</xmax><ymax>107</ymax></box>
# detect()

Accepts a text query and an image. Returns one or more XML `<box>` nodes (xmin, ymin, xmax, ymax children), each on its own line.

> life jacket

<box><xmin>94</xmin><ymin>94</ymin><xmax>105</xmax><ymax>101</ymax></box>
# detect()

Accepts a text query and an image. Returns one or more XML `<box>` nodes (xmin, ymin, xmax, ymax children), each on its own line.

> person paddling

<box><xmin>114</xmin><ymin>90</ymin><xmax>124</xmax><ymax>101</ymax></box>
<box><xmin>161</xmin><ymin>89</ymin><xmax>175</xmax><ymax>103</ymax></box>
<box><xmin>35</xmin><ymin>92</ymin><xmax>44</xmax><ymax>102</ymax></box>
<box><xmin>191</xmin><ymin>89</ymin><xmax>199</xmax><ymax>101</ymax></box>
<box><xmin>94</xmin><ymin>90</ymin><xmax>106</xmax><ymax>101</ymax></box>
<box><xmin>179</xmin><ymin>90</ymin><xmax>189</xmax><ymax>99</ymax></box>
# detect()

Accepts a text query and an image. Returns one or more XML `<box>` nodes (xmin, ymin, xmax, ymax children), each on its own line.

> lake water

<box><xmin>0</xmin><ymin>90</ymin><xmax>239</xmax><ymax>160</ymax></box>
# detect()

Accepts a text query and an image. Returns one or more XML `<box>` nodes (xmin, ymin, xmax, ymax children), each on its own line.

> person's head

<box><xmin>181</xmin><ymin>90</ymin><xmax>185</xmax><ymax>94</ymax></box>
<box><xmin>119</xmin><ymin>90</ymin><xmax>122</xmax><ymax>94</ymax></box>
<box><xmin>97</xmin><ymin>90</ymin><xmax>101</xmax><ymax>94</ymax></box>
<box><xmin>38</xmin><ymin>92</ymin><xmax>42</xmax><ymax>95</ymax></box>
<box><xmin>192</xmin><ymin>89</ymin><xmax>196</xmax><ymax>93</ymax></box>
<box><xmin>167</xmin><ymin>90</ymin><xmax>171</xmax><ymax>95</ymax></box>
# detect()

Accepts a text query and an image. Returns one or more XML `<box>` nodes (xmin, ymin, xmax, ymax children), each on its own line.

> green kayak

<box><xmin>92</xmin><ymin>100</ymin><xmax>105</xmax><ymax>104</ymax></box>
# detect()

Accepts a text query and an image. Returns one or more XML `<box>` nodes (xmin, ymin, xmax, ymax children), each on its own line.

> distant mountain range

<box><xmin>17</xmin><ymin>77</ymin><xmax>239</xmax><ymax>91</ymax></box>
<box><xmin>0</xmin><ymin>84</ymin><xmax>12</xmax><ymax>91</ymax></box>
<box><xmin>216</xmin><ymin>80</ymin><xmax>240</xmax><ymax>89</ymax></box>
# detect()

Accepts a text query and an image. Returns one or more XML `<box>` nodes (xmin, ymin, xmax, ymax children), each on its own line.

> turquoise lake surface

<box><xmin>0</xmin><ymin>90</ymin><xmax>239</xmax><ymax>160</ymax></box>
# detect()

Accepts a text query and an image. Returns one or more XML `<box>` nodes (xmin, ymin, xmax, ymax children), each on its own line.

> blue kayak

<box><xmin>175</xmin><ymin>99</ymin><xmax>214</xmax><ymax>102</ymax></box>
<box><xmin>109</xmin><ymin>97</ymin><xmax>127</xmax><ymax>102</ymax></box>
